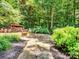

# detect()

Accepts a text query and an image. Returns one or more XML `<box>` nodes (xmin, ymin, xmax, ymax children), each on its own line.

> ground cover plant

<box><xmin>0</xmin><ymin>37</ymin><xmax>11</xmax><ymax>51</ymax></box>
<box><xmin>31</xmin><ymin>26</ymin><xmax>49</xmax><ymax>34</ymax></box>
<box><xmin>0</xmin><ymin>33</ymin><xmax>21</xmax><ymax>51</ymax></box>
<box><xmin>51</xmin><ymin>26</ymin><xmax>79</xmax><ymax>59</ymax></box>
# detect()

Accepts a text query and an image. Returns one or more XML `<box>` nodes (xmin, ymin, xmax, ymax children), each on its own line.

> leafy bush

<box><xmin>0</xmin><ymin>37</ymin><xmax>11</xmax><ymax>51</ymax></box>
<box><xmin>51</xmin><ymin>26</ymin><xmax>79</xmax><ymax>59</ymax></box>
<box><xmin>0</xmin><ymin>33</ymin><xmax>21</xmax><ymax>51</ymax></box>
<box><xmin>0</xmin><ymin>1</ymin><xmax>22</xmax><ymax>28</ymax></box>
<box><xmin>31</xmin><ymin>26</ymin><xmax>49</xmax><ymax>34</ymax></box>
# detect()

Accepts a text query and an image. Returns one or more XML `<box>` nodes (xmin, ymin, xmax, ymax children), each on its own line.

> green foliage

<box><xmin>0</xmin><ymin>37</ymin><xmax>11</xmax><ymax>51</ymax></box>
<box><xmin>31</xmin><ymin>26</ymin><xmax>49</xmax><ymax>34</ymax></box>
<box><xmin>0</xmin><ymin>33</ymin><xmax>20</xmax><ymax>51</ymax></box>
<box><xmin>20</xmin><ymin>0</ymin><xmax>54</xmax><ymax>29</ymax></box>
<box><xmin>5</xmin><ymin>0</ymin><xmax>19</xmax><ymax>9</ymax></box>
<box><xmin>0</xmin><ymin>0</ymin><xmax>79</xmax><ymax>32</ymax></box>
<box><xmin>10</xmin><ymin>35</ymin><xmax>20</xmax><ymax>42</ymax></box>
<box><xmin>2</xmin><ymin>33</ymin><xmax>21</xmax><ymax>42</ymax></box>
<box><xmin>3</xmin><ymin>34</ymin><xmax>20</xmax><ymax>42</ymax></box>
<box><xmin>0</xmin><ymin>0</ymin><xmax>22</xmax><ymax>28</ymax></box>
<box><xmin>51</xmin><ymin>27</ymin><xmax>79</xmax><ymax>59</ymax></box>
<box><xmin>20</xmin><ymin>0</ymin><xmax>79</xmax><ymax>30</ymax></box>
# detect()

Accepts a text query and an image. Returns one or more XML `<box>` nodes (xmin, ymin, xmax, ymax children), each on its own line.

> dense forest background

<box><xmin>0</xmin><ymin>0</ymin><xmax>79</xmax><ymax>33</ymax></box>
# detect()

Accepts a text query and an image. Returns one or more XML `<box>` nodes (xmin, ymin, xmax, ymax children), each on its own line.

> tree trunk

<box><xmin>50</xmin><ymin>8</ymin><xmax>54</xmax><ymax>30</ymax></box>
<box><xmin>73</xmin><ymin>0</ymin><xmax>75</xmax><ymax>26</ymax></box>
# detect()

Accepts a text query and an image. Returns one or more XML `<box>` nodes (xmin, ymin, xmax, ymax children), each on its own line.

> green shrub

<box><xmin>0</xmin><ymin>37</ymin><xmax>11</xmax><ymax>51</ymax></box>
<box><xmin>0</xmin><ymin>33</ymin><xmax>21</xmax><ymax>51</ymax></box>
<box><xmin>51</xmin><ymin>26</ymin><xmax>79</xmax><ymax>59</ymax></box>
<box><xmin>31</xmin><ymin>26</ymin><xmax>49</xmax><ymax>34</ymax></box>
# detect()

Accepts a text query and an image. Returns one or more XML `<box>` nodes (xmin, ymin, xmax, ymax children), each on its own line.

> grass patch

<box><xmin>0</xmin><ymin>33</ymin><xmax>21</xmax><ymax>51</ymax></box>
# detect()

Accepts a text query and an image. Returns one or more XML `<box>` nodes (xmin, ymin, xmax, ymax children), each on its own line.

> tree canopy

<box><xmin>0</xmin><ymin>0</ymin><xmax>79</xmax><ymax>30</ymax></box>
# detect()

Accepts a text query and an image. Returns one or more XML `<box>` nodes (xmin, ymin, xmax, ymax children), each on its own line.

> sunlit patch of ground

<box><xmin>0</xmin><ymin>32</ymin><xmax>22</xmax><ymax>36</ymax></box>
